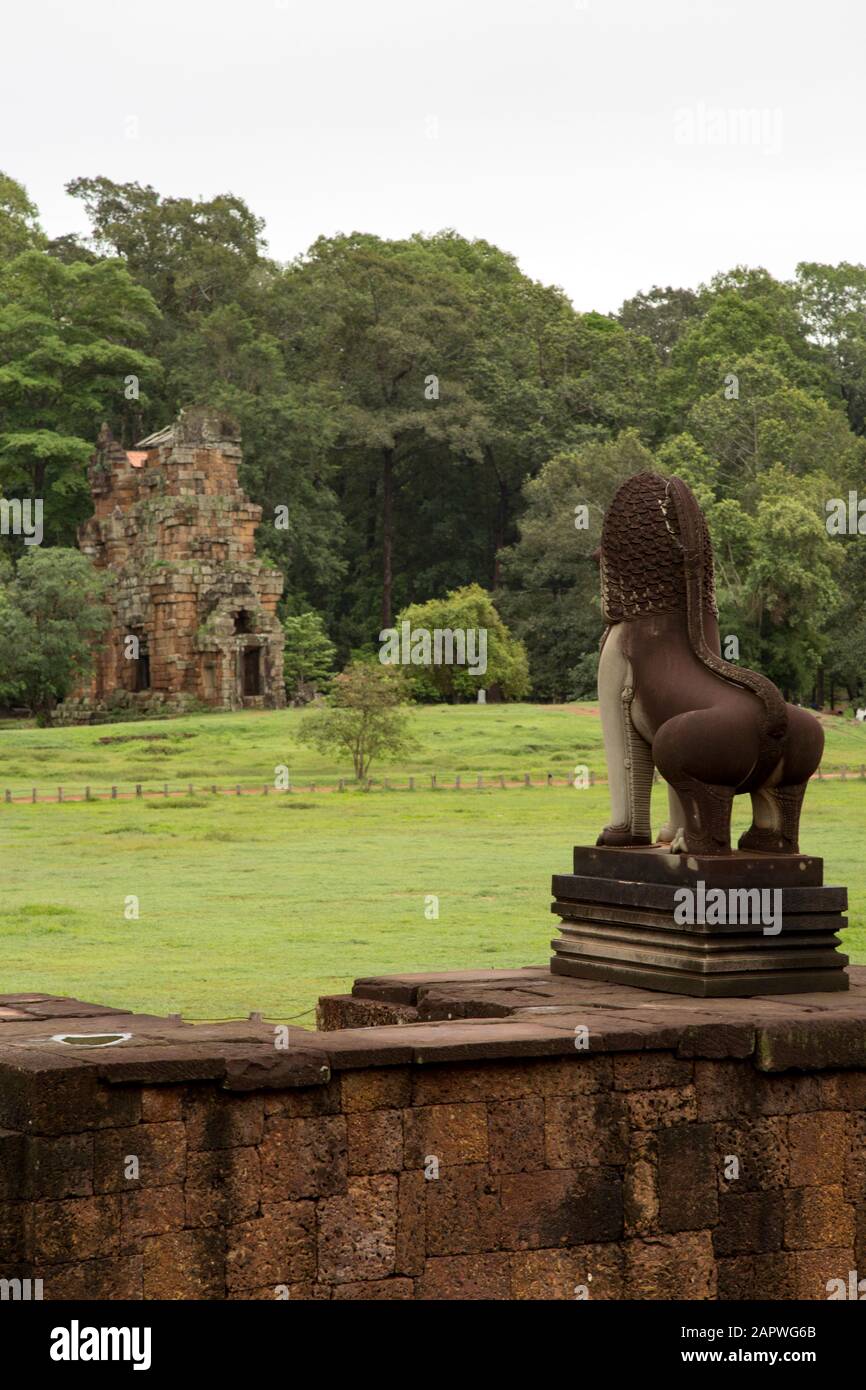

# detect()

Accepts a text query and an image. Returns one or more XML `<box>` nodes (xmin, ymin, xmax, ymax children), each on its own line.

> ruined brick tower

<box><xmin>77</xmin><ymin>407</ymin><xmax>286</xmax><ymax>711</ymax></box>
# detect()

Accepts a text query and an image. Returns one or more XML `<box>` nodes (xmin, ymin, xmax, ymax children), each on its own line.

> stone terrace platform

<box><xmin>2</xmin><ymin>970</ymin><xmax>866</xmax><ymax>1299</ymax></box>
<box><xmin>3</xmin><ymin>967</ymin><xmax>866</xmax><ymax>1086</ymax></box>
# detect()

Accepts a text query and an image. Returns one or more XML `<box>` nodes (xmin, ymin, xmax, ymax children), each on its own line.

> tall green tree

<box><xmin>498</xmin><ymin>431</ymin><xmax>656</xmax><ymax>699</ymax></box>
<box><xmin>0</xmin><ymin>250</ymin><xmax>161</xmax><ymax>545</ymax></box>
<box><xmin>0</xmin><ymin>548</ymin><xmax>110</xmax><ymax>721</ymax></box>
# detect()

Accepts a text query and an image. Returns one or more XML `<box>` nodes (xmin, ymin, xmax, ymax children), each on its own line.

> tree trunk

<box><xmin>381</xmin><ymin>448</ymin><xmax>395</xmax><ymax>629</ymax></box>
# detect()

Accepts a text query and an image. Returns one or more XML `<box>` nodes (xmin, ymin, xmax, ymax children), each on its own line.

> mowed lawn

<box><xmin>0</xmin><ymin>705</ymin><xmax>864</xmax><ymax>1023</ymax></box>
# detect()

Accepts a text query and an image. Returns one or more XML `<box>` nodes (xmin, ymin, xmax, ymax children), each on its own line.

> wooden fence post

<box><xmin>58</xmin><ymin>787</ymin><xmax>63</xmax><ymax>803</ymax></box>
<box><xmin>431</xmin><ymin>775</ymin><xmax>436</xmax><ymax>789</ymax></box>
<box><xmin>524</xmin><ymin>773</ymin><xmax>530</xmax><ymax>787</ymax></box>
<box><xmin>499</xmin><ymin>774</ymin><xmax>506</xmax><ymax>789</ymax></box>
<box><xmin>455</xmin><ymin>775</ymin><xmax>461</xmax><ymax>789</ymax></box>
<box><xmin>31</xmin><ymin>788</ymin><xmax>36</xmax><ymax>803</ymax></box>
<box><xmin>85</xmin><ymin>787</ymin><xmax>91</xmax><ymax>802</ymax></box>
<box><xmin>136</xmin><ymin>784</ymin><xmax>142</xmax><ymax>798</ymax></box>
<box><xmin>408</xmin><ymin>776</ymin><xmax>414</xmax><ymax>791</ymax></box>
<box><xmin>111</xmin><ymin>786</ymin><xmax>117</xmax><ymax>799</ymax></box>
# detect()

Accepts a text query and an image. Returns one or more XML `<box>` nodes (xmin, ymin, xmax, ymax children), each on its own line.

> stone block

<box><xmin>317</xmin><ymin>1176</ymin><xmax>398</xmax><ymax>1283</ymax></box>
<box><xmin>783</xmin><ymin>1186</ymin><xmax>855</xmax><ymax>1250</ymax></box>
<box><xmin>142</xmin><ymin>1229</ymin><xmax>225</xmax><ymax>1299</ymax></box>
<box><xmin>625</xmin><ymin>1231</ymin><xmax>716</xmax><ymax>1299</ymax></box>
<box><xmin>341</xmin><ymin>1068</ymin><xmax>411</xmax><ymax>1113</ymax></box>
<box><xmin>499</xmin><ymin>1168</ymin><xmax>623</xmax><ymax>1249</ymax></box>
<box><xmin>403</xmin><ymin>1103</ymin><xmax>488</xmax><ymax>1168</ymax></box>
<box><xmin>658</xmin><ymin>1123</ymin><xmax>718</xmax><ymax>1231</ymax></box>
<box><xmin>510</xmin><ymin>1243</ymin><xmax>624</xmax><ymax>1300</ymax></box>
<box><xmin>425</xmin><ymin>1165</ymin><xmax>501</xmax><ymax>1256</ymax></box>
<box><xmin>225</xmin><ymin>1201</ymin><xmax>316</xmax><ymax>1291</ymax></box>
<box><xmin>259</xmin><ymin>1116</ymin><xmax>346</xmax><ymax>1202</ymax></box>
<box><xmin>347</xmin><ymin>1110</ymin><xmax>403</xmax><ymax>1175</ymax></box>
<box><xmin>184</xmin><ymin>1091</ymin><xmax>263</xmax><ymax>1150</ymax></box>
<box><xmin>33</xmin><ymin>1195</ymin><xmax>120</xmax><ymax>1264</ymax></box>
<box><xmin>94</xmin><ymin>1121</ymin><xmax>186</xmax><ymax>1192</ymax></box>
<box><xmin>713</xmin><ymin>1191</ymin><xmax>785</xmax><ymax>1255</ymax></box>
<box><xmin>544</xmin><ymin>1093</ymin><xmax>630</xmax><ymax>1167</ymax></box>
<box><xmin>184</xmin><ymin>1146</ymin><xmax>261</xmax><ymax>1228</ymax></box>
<box><xmin>488</xmin><ymin>1097</ymin><xmax>545</xmax><ymax>1173</ymax></box>
<box><xmin>416</xmin><ymin>1253</ymin><xmax>512</xmax><ymax>1300</ymax></box>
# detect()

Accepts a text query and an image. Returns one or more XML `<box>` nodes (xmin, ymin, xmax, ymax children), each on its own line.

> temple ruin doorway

<box><xmin>242</xmin><ymin>647</ymin><xmax>262</xmax><ymax>697</ymax></box>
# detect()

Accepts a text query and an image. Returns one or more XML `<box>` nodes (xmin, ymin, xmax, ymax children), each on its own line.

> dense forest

<box><xmin>0</xmin><ymin>170</ymin><xmax>864</xmax><ymax>705</ymax></box>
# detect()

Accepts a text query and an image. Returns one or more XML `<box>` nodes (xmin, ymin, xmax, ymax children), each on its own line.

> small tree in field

<box><xmin>0</xmin><ymin>548</ymin><xmax>110</xmax><ymax>722</ymax></box>
<box><xmin>296</xmin><ymin>659</ymin><xmax>415</xmax><ymax>781</ymax></box>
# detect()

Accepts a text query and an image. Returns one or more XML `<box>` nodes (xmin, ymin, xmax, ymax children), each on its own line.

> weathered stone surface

<box><xmin>259</xmin><ymin>1116</ymin><xmax>347</xmax><ymax>1202</ymax></box>
<box><xmin>317</xmin><ymin>1176</ymin><xmax>398</xmax><ymax>1283</ymax></box>
<box><xmin>416</xmin><ymin>1253</ymin><xmax>512</xmax><ymax>1300</ymax></box>
<box><xmin>185</xmin><ymin>1093</ymin><xmax>263</xmax><ymax>1152</ymax></box>
<box><xmin>347</xmin><ymin>1110</ymin><xmax>403</xmax><ymax>1175</ymax></box>
<box><xmin>783</xmin><ymin>1186</ymin><xmax>855</xmax><ymax>1250</ymax></box>
<box><xmin>717</xmin><ymin>1252</ymin><xmax>797</xmax><ymax>1300</ymax></box>
<box><xmin>5</xmin><ymin>975</ymin><xmax>866</xmax><ymax>1302</ymax></box>
<box><xmin>544</xmin><ymin>1093</ymin><xmax>630</xmax><ymax>1168</ymax></box>
<box><xmin>425</xmin><ymin>1165</ymin><xmax>501</xmax><ymax>1256</ymax></box>
<box><xmin>715</xmin><ymin>1115</ymin><xmax>789</xmax><ymax>1192</ymax></box>
<box><xmin>788</xmin><ymin>1111</ymin><xmax>848</xmax><ymax>1186</ymax></box>
<box><xmin>403</xmin><ymin>1103</ymin><xmax>488</xmax><ymax>1168</ymax></box>
<box><xmin>41</xmin><ymin>1255</ymin><xmax>143</xmax><ymax>1301</ymax></box>
<box><xmin>142</xmin><ymin>1229</ymin><xmax>225</xmax><ymax>1299</ymax></box>
<box><xmin>500</xmin><ymin>1169</ymin><xmax>623</xmax><ymax>1249</ymax></box>
<box><xmin>33</xmin><ymin>1195</ymin><xmax>120</xmax><ymax>1263</ymax></box>
<box><xmin>613</xmin><ymin>1053</ymin><xmax>693</xmax><ymax>1091</ymax></box>
<box><xmin>395</xmin><ymin>1170</ymin><xmax>425</xmax><ymax>1276</ymax></box>
<box><xmin>341</xmin><ymin>1068</ymin><xmax>411</xmax><ymax>1113</ymax></box>
<box><xmin>511</xmin><ymin>1244</ymin><xmax>625</xmax><ymax>1300</ymax></box>
<box><xmin>713</xmin><ymin>1192</ymin><xmax>784</xmax><ymax>1255</ymax></box>
<box><xmin>488</xmin><ymin>1098</ymin><xmax>545</xmax><ymax>1173</ymax></box>
<box><xmin>657</xmin><ymin>1123</ymin><xmax>718</xmax><ymax>1232</ymax></box>
<box><xmin>225</xmin><ymin>1202</ymin><xmax>316</xmax><ymax>1290</ymax></box>
<box><xmin>624</xmin><ymin>1231</ymin><xmax>716</xmax><ymax>1299</ymax></box>
<box><xmin>184</xmin><ymin>1146</ymin><xmax>261</xmax><ymax>1227</ymax></box>
<box><xmin>121</xmin><ymin>1185</ymin><xmax>185</xmax><ymax>1241</ymax></box>
<box><xmin>94</xmin><ymin>1122</ymin><xmax>186</xmax><ymax>1192</ymax></box>
<box><xmin>332</xmin><ymin>1278</ymin><xmax>414</xmax><ymax>1299</ymax></box>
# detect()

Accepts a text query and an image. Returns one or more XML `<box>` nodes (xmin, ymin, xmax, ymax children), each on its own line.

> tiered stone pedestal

<box><xmin>550</xmin><ymin>846</ymin><xmax>849</xmax><ymax>997</ymax></box>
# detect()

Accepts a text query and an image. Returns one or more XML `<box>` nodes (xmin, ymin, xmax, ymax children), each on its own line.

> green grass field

<box><xmin>1</xmin><ymin>702</ymin><xmax>865</xmax><ymax>796</ymax></box>
<box><xmin>0</xmin><ymin>704</ymin><xmax>863</xmax><ymax>1023</ymax></box>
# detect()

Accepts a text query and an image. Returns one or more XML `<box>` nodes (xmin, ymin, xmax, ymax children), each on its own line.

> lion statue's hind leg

<box><xmin>651</xmin><ymin>707</ymin><xmax>761</xmax><ymax>855</ymax></box>
<box><xmin>738</xmin><ymin>703</ymin><xmax>824</xmax><ymax>854</ymax></box>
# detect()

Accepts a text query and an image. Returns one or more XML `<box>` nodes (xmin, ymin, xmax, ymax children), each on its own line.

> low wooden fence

<box><xmin>1</xmin><ymin>765</ymin><xmax>863</xmax><ymax>804</ymax></box>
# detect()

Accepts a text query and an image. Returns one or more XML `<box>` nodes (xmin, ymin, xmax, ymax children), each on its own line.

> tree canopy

<box><xmin>1</xmin><ymin>168</ymin><xmax>863</xmax><ymax>707</ymax></box>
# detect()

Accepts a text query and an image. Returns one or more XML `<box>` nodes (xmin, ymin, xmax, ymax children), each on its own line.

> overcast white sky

<box><xmin>3</xmin><ymin>0</ymin><xmax>865</xmax><ymax>311</ymax></box>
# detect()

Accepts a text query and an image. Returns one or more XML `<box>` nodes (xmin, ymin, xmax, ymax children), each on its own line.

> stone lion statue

<box><xmin>595</xmin><ymin>472</ymin><xmax>823</xmax><ymax>855</ymax></box>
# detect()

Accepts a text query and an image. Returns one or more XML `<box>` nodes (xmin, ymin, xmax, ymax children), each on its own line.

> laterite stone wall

<box><xmin>2</xmin><ymin>971</ymin><xmax>866</xmax><ymax>1300</ymax></box>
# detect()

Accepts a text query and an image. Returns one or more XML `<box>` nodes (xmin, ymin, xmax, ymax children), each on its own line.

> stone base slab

<box><xmin>550</xmin><ymin>847</ymin><xmax>849</xmax><ymax>997</ymax></box>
